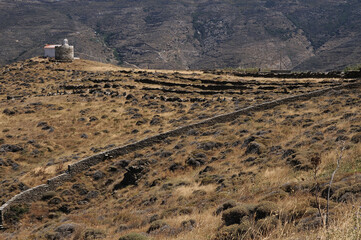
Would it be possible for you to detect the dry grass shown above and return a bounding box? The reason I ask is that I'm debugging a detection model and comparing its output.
[1,58,361,240]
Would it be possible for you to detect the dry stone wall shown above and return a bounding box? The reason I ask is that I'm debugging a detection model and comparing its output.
[207,70,361,79]
[1,81,361,229]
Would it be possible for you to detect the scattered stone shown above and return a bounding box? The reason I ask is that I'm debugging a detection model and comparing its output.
[256,130,272,136]
[147,220,170,234]
[174,143,184,149]
[93,171,105,181]
[36,121,54,132]
[86,191,99,200]
[8,159,19,170]
[84,229,106,239]
[81,133,88,139]
[244,157,256,163]
[116,224,129,233]
[160,151,172,158]
[187,129,199,136]
[55,223,77,238]
[0,144,23,153]
[336,135,349,142]
[3,108,16,115]
[37,121,48,128]
[351,133,361,144]
[197,141,223,151]
[115,160,130,168]
[150,116,161,126]
[199,166,214,175]
[126,94,135,100]
[89,116,98,122]
[58,204,71,214]
[149,214,160,223]
[242,136,256,148]
[131,129,139,134]
[72,184,88,195]
[186,156,206,168]
[181,219,196,230]
[282,149,296,159]
[136,120,147,126]
[232,140,241,147]
[245,142,262,155]
[18,182,29,191]
[169,163,184,171]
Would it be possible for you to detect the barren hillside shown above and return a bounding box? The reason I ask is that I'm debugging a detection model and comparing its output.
[1,58,361,239]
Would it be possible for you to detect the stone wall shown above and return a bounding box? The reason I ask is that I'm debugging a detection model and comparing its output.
[1,81,360,229]
[0,208,3,229]
[206,70,361,79]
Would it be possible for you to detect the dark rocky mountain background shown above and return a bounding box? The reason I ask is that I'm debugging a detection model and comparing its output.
[1,0,361,71]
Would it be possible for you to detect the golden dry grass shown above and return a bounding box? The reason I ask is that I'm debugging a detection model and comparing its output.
[1,58,361,240]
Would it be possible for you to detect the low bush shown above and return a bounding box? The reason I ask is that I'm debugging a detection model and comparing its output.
[222,206,249,226]
[147,220,168,233]
[255,201,278,220]
[4,204,29,224]
[214,220,253,240]
[118,233,148,240]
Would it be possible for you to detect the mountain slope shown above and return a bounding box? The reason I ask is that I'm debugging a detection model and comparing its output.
[1,58,361,239]
[1,0,361,71]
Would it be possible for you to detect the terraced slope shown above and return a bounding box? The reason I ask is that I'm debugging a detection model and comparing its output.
[1,58,361,239]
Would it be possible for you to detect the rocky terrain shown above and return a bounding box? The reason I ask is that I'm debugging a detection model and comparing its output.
[1,0,361,71]
[1,58,361,239]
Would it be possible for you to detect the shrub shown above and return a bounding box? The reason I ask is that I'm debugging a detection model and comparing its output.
[181,219,196,229]
[147,220,168,233]
[287,203,318,221]
[178,207,193,215]
[215,200,238,215]
[118,233,148,240]
[332,183,361,202]
[222,206,249,226]
[214,220,252,240]
[255,216,279,235]
[255,201,278,220]
[84,228,106,239]
[41,191,56,200]
[262,190,288,202]
[344,63,361,72]
[4,204,29,224]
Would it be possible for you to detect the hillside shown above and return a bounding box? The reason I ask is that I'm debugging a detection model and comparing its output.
[1,58,361,239]
[1,0,361,71]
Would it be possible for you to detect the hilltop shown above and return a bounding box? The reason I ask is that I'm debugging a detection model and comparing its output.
[1,58,361,239]
[1,0,361,71]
